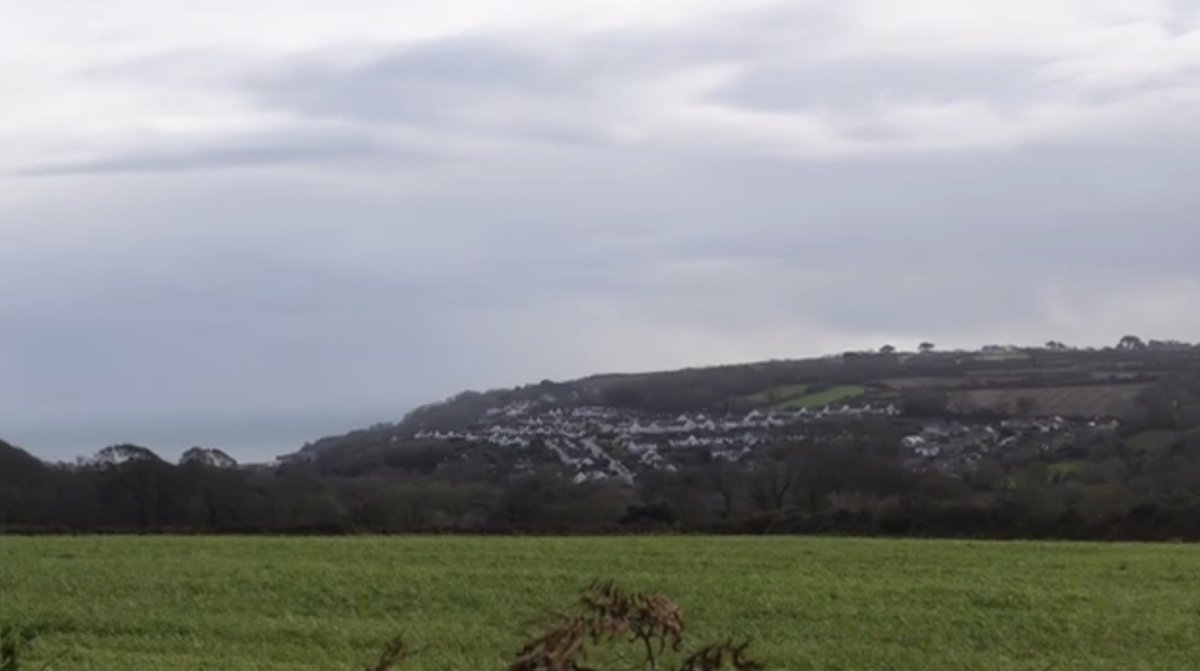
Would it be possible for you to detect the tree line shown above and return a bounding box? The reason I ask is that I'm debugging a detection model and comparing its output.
[5,414,1200,540]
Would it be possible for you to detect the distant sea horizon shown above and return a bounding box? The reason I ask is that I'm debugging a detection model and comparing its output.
[5,409,411,464]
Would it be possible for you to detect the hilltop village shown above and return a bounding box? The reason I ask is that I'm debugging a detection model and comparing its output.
[413,402,898,483]
[407,400,1118,483]
[4,342,1199,538]
[269,340,1195,491]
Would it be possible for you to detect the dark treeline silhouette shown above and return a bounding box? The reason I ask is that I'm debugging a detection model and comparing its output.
[5,410,1200,540]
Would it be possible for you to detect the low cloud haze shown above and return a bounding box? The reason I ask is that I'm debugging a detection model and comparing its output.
[3,1,1199,461]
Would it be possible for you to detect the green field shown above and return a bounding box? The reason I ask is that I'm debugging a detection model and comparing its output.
[2,536,1199,670]
[774,385,865,410]
[742,384,810,406]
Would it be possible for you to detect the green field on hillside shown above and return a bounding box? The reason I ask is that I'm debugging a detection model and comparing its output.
[774,385,865,410]
[2,536,1199,670]
[741,384,810,406]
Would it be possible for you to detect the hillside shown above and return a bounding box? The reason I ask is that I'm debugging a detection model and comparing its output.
[0,439,49,524]
[0,438,45,479]
[6,339,1200,538]
[401,343,1197,428]
[283,343,1200,475]
[255,341,1200,537]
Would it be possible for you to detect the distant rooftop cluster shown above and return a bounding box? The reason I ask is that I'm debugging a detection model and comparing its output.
[412,401,898,483]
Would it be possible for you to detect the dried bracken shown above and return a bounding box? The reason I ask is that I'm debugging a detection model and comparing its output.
[0,625,67,671]
[582,581,685,669]
[1,626,35,671]
[507,582,760,671]
[352,582,760,671]
[508,616,597,671]
[362,634,408,671]
[678,641,764,671]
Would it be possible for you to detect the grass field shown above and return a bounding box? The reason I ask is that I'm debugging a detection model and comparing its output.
[735,384,811,408]
[882,377,966,389]
[774,385,865,410]
[2,536,1200,670]
[947,384,1148,419]
[1126,430,1200,454]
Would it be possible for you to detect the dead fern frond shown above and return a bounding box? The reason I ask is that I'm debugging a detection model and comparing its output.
[362,634,408,671]
[677,641,764,671]
[581,581,685,669]
[510,581,689,671]
[365,581,762,671]
[1,625,38,671]
[509,616,596,671]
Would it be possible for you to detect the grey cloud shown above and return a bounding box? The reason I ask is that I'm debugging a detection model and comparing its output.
[17,132,393,176]
[1164,2,1199,36]
[258,38,565,125]
[35,1,1200,178]
[716,57,1041,113]
[239,2,1199,162]
[249,36,624,147]
[244,8,832,144]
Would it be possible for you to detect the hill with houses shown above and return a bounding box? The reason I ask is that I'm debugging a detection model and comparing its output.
[280,338,1200,484]
[6,336,1200,538]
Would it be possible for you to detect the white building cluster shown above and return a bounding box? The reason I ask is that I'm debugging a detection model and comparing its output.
[900,417,1119,474]
[413,402,901,482]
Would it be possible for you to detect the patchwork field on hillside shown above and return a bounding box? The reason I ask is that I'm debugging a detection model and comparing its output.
[883,377,967,389]
[740,384,810,405]
[2,536,1199,670]
[774,385,866,409]
[948,384,1149,418]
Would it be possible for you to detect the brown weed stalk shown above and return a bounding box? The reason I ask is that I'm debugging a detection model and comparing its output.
[678,641,763,671]
[362,634,408,671]
[508,581,761,671]
[354,582,762,671]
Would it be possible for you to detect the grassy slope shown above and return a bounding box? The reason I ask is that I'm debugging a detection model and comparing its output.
[740,384,810,406]
[947,384,1149,418]
[775,385,866,410]
[1,536,1198,670]
[1126,429,1200,453]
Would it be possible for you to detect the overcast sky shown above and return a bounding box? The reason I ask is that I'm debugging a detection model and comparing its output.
[3,0,1199,461]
